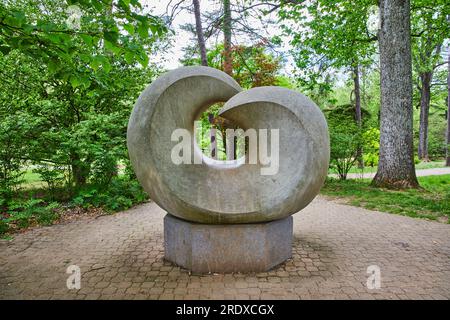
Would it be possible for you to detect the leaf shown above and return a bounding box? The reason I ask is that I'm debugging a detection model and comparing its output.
[124,51,134,64]
[0,46,11,55]
[118,0,131,10]
[123,23,135,35]
[137,22,148,38]
[104,40,122,55]
[70,75,82,88]
[103,31,119,44]
[79,53,90,63]
[90,56,102,71]
[45,33,61,44]
[69,73,90,89]
[136,50,149,68]
[48,58,60,73]
[91,0,104,11]
[102,59,111,73]
[80,34,93,47]
[4,11,26,28]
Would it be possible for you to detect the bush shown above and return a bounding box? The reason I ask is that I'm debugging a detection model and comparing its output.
[71,177,148,212]
[414,155,420,165]
[0,219,8,235]
[33,164,66,194]
[5,198,60,230]
[362,128,380,167]
[325,104,370,179]
[0,114,29,200]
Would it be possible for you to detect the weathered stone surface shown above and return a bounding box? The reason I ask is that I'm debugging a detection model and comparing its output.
[164,214,293,273]
[127,66,330,224]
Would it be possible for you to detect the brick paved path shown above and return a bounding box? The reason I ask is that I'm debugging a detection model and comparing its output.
[1,197,449,300]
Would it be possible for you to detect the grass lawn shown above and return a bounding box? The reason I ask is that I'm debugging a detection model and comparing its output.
[335,160,446,175]
[20,169,46,189]
[321,174,450,223]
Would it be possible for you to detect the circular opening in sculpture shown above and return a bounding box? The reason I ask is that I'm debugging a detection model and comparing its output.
[194,103,246,167]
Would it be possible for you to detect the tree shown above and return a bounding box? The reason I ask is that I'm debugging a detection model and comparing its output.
[222,0,232,75]
[0,49,159,189]
[411,1,450,160]
[447,43,450,166]
[325,104,371,179]
[193,0,208,66]
[0,0,167,77]
[278,0,377,166]
[279,0,377,100]
[372,0,419,188]
[0,0,166,190]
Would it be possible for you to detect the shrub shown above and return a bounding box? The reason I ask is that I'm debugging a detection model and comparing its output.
[414,155,420,165]
[0,115,28,200]
[5,199,60,229]
[325,104,370,179]
[0,219,8,235]
[71,177,148,212]
[33,164,66,194]
[362,128,380,167]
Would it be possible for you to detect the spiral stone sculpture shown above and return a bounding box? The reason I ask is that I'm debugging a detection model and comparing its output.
[127,66,330,273]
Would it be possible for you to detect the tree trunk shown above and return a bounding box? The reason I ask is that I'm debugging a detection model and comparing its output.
[223,0,233,75]
[446,45,450,167]
[193,0,208,66]
[208,113,217,159]
[71,154,89,188]
[353,64,362,126]
[418,71,432,161]
[353,64,363,168]
[371,0,419,188]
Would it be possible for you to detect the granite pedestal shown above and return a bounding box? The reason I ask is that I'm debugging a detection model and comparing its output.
[164,214,293,274]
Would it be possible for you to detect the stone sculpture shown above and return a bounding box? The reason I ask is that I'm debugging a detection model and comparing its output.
[127,66,329,273]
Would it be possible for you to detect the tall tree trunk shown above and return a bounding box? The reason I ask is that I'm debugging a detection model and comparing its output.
[353,64,363,168]
[223,0,232,75]
[372,0,419,188]
[418,71,432,161]
[193,0,208,66]
[446,45,450,167]
[353,64,362,126]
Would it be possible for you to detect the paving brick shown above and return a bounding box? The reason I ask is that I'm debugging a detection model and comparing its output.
[0,198,449,300]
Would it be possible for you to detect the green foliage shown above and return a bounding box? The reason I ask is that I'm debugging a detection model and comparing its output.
[3,198,60,231]
[0,218,8,235]
[71,177,148,212]
[279,0,377,94]
[33,164,66,193]
[182,43,282,89]
[411,0,449,76]
[415,102,448,160]
[326,104,370,179]
[0,48,159,191]
[0,2,161,235]
[414,155,421,165]
[362,128,380,167]
[0,113,30,199]
[0,0,167,77]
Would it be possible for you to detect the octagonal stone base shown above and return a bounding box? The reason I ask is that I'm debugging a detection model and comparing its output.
[164,214,293,274]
